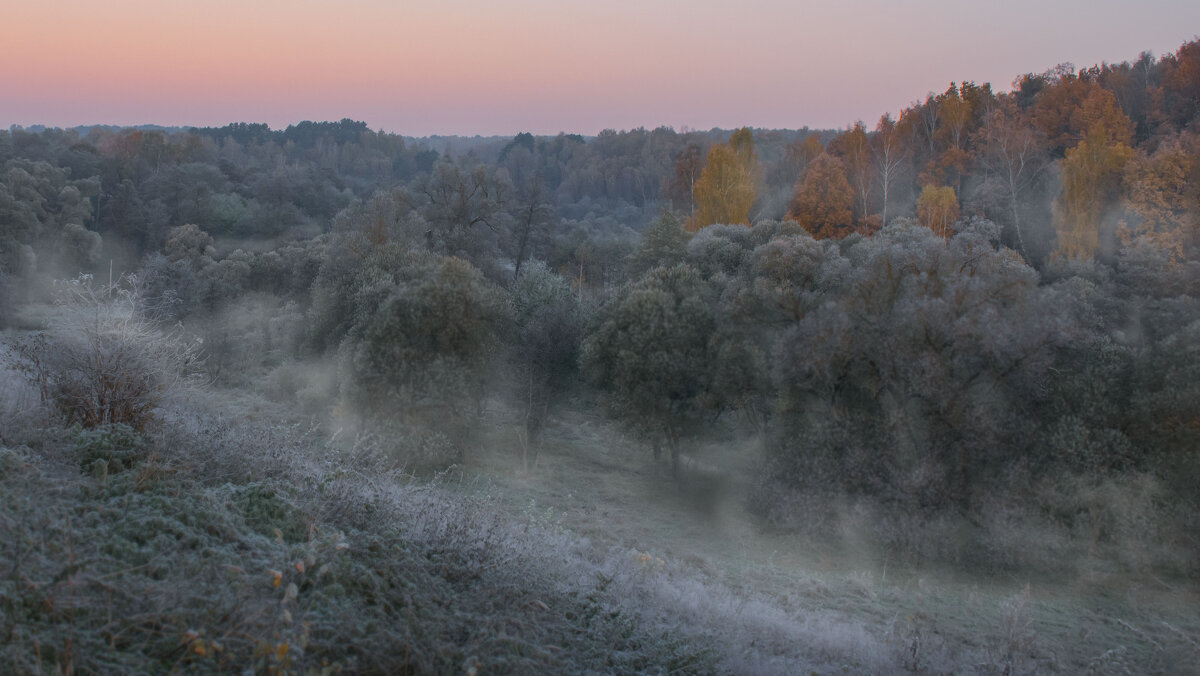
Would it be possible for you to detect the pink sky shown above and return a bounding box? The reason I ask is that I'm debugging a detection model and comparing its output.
[3,0,1198,136]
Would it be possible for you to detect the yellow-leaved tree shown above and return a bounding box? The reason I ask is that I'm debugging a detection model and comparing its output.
[1054,125,1134,259]
[917,185,959,239]
[689,128,759,230]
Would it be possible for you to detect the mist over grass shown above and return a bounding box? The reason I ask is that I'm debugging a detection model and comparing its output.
[0,300,982,674]
[3,289,1199,673]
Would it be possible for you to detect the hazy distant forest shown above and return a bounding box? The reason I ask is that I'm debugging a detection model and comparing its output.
[2,40,1200,674]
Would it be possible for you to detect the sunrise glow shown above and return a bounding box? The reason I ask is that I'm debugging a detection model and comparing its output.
[4,1,1199,134]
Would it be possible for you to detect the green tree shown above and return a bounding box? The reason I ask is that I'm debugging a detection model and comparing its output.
[765,219,1068,511]
[346,254,508,452]
[163,223,215,266]
[629,211,691,275]
[581,264,718,473]
[417,159,511,265]
[508,262,584,470]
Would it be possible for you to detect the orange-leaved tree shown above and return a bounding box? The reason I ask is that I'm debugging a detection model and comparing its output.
[829,121,872,222]
[772,134,824,189]
[1120,133,1199,258]
[786,153,855,239]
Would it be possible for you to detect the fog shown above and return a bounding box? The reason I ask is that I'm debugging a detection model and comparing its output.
[3,41,1200,673]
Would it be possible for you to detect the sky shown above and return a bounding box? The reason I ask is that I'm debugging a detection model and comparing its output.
[3,0,1198,137]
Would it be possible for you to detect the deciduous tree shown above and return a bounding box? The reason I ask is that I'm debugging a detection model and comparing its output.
[766,219,1067,510]
[977,100,1050,257]
[690,129,758,230]
[1054,127,1134,259]
[829,122,872,222]
[581,264,718,473]
[669,143,704,220]
[917,185,959,238]
[769,134,823,190]
[507,262,583,469]
[872,114,908,227]
[506,177,556,279]
[787,154,855,239]
[1120,133,1199,257]
[347,253,508,446]
[630,211,691,275]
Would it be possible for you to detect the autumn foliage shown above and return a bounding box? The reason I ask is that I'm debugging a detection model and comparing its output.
[786,154,855,239]
[917,185,959,239]
[689,127,759,231]
[1054,127,1134,259]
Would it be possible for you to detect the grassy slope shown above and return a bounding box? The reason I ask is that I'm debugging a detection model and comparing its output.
[0,359,718,673]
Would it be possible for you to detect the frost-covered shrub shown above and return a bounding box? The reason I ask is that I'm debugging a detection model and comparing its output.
[73,423,147,474]
[10,275,202,430]
[345,420,459,475]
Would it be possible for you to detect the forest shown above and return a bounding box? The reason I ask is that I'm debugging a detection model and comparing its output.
[1,39,1199,674]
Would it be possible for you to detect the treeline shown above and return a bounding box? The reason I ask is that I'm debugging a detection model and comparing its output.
[3,41,1199,287]
[2,39,1199,572]
[0,116,816,287]
[682,42,1200,269]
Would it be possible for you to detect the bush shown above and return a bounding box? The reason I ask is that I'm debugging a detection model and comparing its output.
[8,275,201,430]
[73,423,148,474]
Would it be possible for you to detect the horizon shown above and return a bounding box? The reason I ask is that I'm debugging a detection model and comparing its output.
[5,121,816,139]
[3,1,1199,136]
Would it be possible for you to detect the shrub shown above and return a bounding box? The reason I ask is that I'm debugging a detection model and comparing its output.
[73,422,148,474]
[8,275,202,430]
